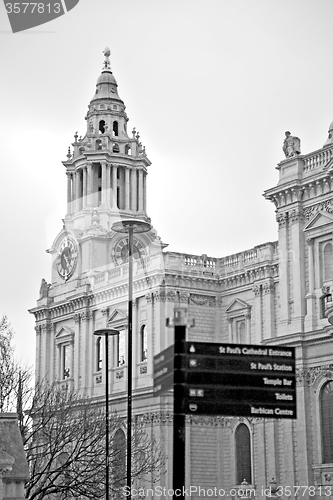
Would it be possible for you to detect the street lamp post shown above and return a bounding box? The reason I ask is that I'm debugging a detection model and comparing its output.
[94,328,119,500]
[111,219,151,492]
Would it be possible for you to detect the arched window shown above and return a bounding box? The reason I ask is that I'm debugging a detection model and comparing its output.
[113,121,118,137]
[113,429,126,489]
[140,325,147,362]
[320,381,333,463]
[323,243,333,282]
[96,336,102,372]
[99,120,105,134]
[235,423,252,484]
[113,143,120,153]
[125,144,131,155]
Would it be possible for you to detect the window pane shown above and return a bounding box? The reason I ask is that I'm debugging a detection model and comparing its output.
[324,243,333,281]
[62,345,70,379]
[96,337,103,372]
[237,321,246,344]
[141,325,147,361]
[118,331,125,366]
[321,381,333,463]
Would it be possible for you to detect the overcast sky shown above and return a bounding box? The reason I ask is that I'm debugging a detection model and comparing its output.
[1,0,332,365]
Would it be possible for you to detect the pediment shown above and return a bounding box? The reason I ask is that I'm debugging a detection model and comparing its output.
[55,326,75,338]
[107,309,127,326]
[303,210,333,232]
[55,326,74,345]
[226,298,251,313]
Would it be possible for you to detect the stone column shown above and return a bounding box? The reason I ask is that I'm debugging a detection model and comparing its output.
[143,171,147,212]
[80,310,92,393]
[66,172,72,215]
[146,293,154,377]
[101,161,107,206]
[106,163,111,207]
[227,318,233,342]
[305,237,316,330]
[245,311,251,343]
[39,323,52,382]
[112,164,118,208]
[75,170,81,212]
[73,313,80,389]
[138,168,144,211]
[125,167,130,210]
[262,279,275,339]
[82,166,87,209]
[132,298,138,389]
[131,168,137,211]
[277,212,290,329]
[86,162,92,207]
[252,284,262,343]
[35,325,42,382]
[290,208,306,332]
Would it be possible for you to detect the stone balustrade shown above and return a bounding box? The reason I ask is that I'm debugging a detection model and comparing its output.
[90,242,279,291]
[303,146,333,173]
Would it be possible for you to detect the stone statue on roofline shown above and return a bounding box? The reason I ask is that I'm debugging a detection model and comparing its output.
[283,131,301,158]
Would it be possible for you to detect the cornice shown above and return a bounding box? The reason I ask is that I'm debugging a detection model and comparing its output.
[265,176,333,209]
[219,264,279,291]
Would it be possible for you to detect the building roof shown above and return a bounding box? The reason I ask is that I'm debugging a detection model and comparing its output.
[0,413,30,482]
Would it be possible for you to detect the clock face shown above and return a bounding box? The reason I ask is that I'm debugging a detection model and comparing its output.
[56,237,78,280]
[114,237,147,265]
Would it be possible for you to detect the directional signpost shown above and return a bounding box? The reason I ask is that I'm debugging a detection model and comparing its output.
[183,341,296,419]
[153,333,297,500]
[154,340,296,419]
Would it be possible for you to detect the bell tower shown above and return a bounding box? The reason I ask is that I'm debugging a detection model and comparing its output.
[43,48,160,288]
[63,47,151,232]
[31,49,164,387]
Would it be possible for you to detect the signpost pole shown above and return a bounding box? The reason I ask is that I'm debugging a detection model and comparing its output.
[173,324,186,500]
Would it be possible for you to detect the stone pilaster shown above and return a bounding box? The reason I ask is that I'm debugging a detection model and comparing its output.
[252,284,262,343]
[131,168,137,211]
[125,166,130,210]
[138,168,144,212]
[262,279,275,339]
[82,166,87,208]
[146,292,154,376]
[86,162,92,207]
[289,207,306,332]
[73,312,81,388]
[276,212,290,329]
[101,160,107,206]
[79,310,92,392]
[304,237,316,330]
[112,163,118,208]
[66,172,72,215]
[75,170,81,212]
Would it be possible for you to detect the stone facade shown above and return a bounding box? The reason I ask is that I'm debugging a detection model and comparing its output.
[0,414,29,500]
[29,51,333,499]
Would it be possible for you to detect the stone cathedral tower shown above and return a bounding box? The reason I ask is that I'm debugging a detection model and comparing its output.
[30,49,333,499]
